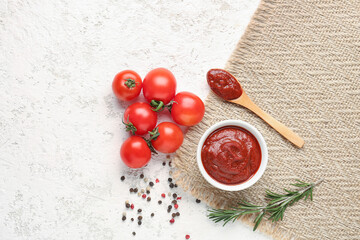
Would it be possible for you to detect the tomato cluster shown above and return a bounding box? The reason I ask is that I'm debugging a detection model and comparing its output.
[113,68,205,169]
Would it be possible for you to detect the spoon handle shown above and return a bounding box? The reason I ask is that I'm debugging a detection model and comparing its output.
[233,93,305,148]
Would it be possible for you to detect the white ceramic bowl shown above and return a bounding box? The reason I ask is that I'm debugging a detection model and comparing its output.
[196,120,268,191]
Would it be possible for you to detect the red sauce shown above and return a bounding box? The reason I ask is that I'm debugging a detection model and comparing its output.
[201,126,261,185]
[207,69,242,100]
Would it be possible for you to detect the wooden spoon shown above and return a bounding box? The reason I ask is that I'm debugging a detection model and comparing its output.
[207,69,304,148]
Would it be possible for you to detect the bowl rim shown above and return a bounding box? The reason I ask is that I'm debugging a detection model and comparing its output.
[196,119,268,191]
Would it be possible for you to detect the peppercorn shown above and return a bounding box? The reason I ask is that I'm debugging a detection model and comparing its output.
[126,203,130,208]
[149,181,154,187]
[138,221,142,225]
[146,190,150,194]
[168,178,172,182]
[122,212,126,216]
[151,213,154,217]
[168,205,172,210]
[132,232,136,236]
[137,192,141,197]
[141,189,145,193]
[176,212,180,216]
[147,197,151,202]
[138,216,142,220]
[172,213,176,218]
[130,204,134,209]
[174,204,179,209]
[138,209,142,213]
[174,184,178,188]
[196,199,201,203]
[168,192,171,197]
[170,218,175,224]
[173,193,177,199]
[158,200,162,204]
[131,218,134,221]
[167,208,171,213]
[142,194,146,199]
[121,176,125,181]
[130,188,134,193]
[161,193,166,198]
[134,188,138,193]
[140,174,144,179]
[172,200,177,205]
[122,216,126,221]
[162,162,166,166]
[166,155,170,159]
[169,161,172,167]
[185,235,190,239]
[169,183,174,188]
[144,178,148,183]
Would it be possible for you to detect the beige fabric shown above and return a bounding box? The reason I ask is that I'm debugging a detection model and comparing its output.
[172,0,360,239]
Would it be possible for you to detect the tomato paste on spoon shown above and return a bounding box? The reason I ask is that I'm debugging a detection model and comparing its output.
[207,69,242,100]
[206,68,305,148]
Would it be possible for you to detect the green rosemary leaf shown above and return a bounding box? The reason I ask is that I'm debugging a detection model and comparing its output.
[253,211,265,231]
[207,179,323,231]
[284,189,297,194]
[239,200,262,208]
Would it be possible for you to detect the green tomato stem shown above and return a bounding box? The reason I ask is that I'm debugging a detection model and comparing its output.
[150,100,165,112]
[124,78,136,88]
[143,128,159,154]
[122,115,137,135]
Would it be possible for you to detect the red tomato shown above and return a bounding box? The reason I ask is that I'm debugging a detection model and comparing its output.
[120,136,151,168]
[171,92,205,126]
[143,68,176,105]
[151,122,184,153]
[123,102,157,135]
[112,70,142,101]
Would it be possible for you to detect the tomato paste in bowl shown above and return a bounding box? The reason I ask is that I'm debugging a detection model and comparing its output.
[197,120,268,191]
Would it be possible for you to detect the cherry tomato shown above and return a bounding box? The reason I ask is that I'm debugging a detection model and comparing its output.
[123,102,157,135]
[151,122,184,153]
[171,92,205,126]
[112,70,142,101]
[120,136,151,168]
[143,68,176,105]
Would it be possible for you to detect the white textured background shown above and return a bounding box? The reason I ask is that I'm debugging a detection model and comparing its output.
[0,0,272,239]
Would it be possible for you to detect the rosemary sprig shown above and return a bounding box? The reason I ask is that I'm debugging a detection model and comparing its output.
[208,179,323,231]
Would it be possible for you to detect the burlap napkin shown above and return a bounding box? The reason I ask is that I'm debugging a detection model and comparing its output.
[172,0,360,239]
